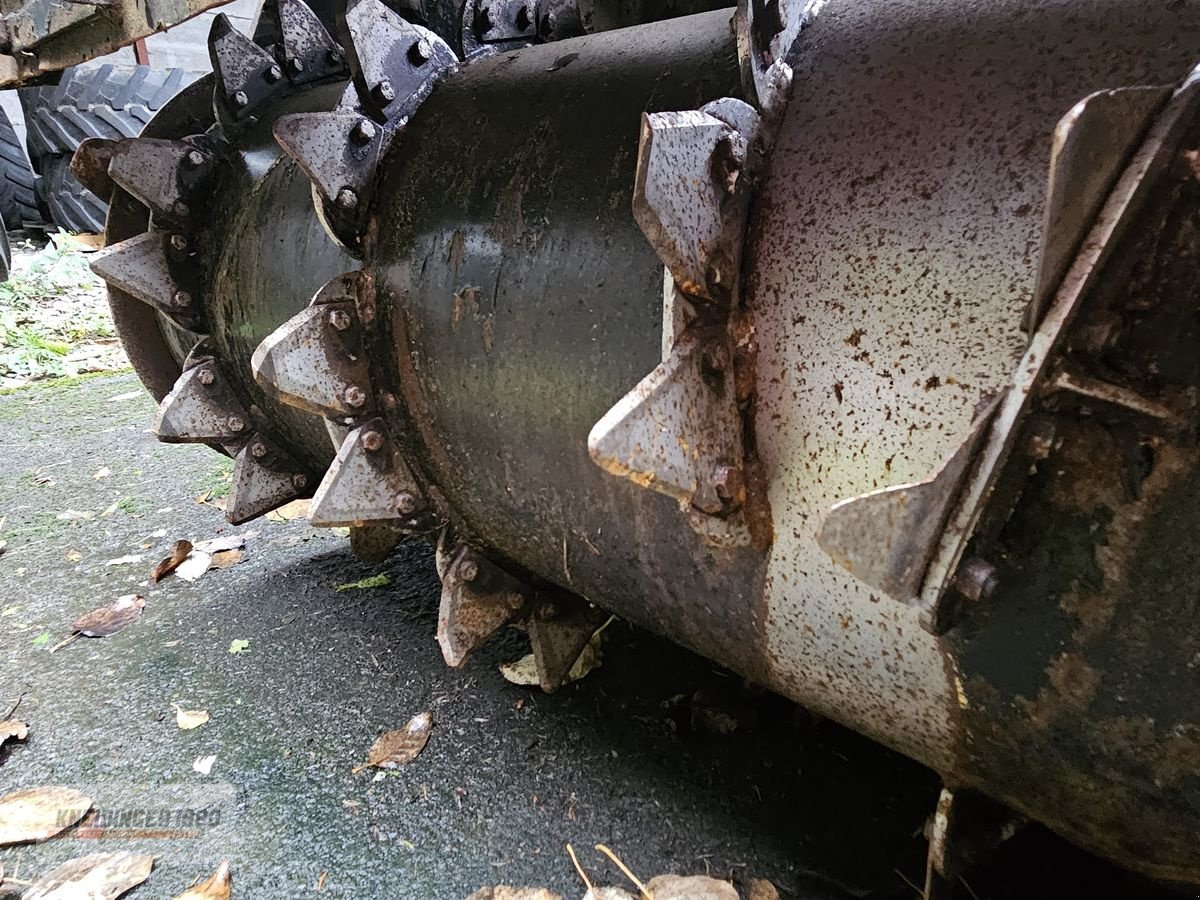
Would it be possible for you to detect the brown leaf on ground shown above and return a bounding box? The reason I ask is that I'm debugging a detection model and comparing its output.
[209,549,244,570]
[360,711,432,771]
[152,541,193,583]
[172,860,231,899]
[746,878,780,900]
[72,595,145,637]
[644,875,738,900]
[0,719,27,747]
[265,499,311,522]
[0,786,92,844]
[24,851,154,899]
[172,705,210,731]
[466,889,562,900]
[582,889,636,900]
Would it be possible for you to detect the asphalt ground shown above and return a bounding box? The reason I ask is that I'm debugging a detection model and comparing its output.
[0,374,1174,899]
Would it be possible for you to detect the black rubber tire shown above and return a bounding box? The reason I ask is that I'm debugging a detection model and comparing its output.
[0,211,11,283]
[21,64,199,233]
[0,106,40,229]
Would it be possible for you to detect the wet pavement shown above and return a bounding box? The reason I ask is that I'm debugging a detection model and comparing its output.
[0,374,1170,899]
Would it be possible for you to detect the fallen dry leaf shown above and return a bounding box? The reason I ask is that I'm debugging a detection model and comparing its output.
[104,555,143,567]
[467,889,563,900]
[746,878,780,900]
[0,719,28,747]
[644,875,738,900]
[72,595,145,638]
[172,860,230,900]
[174,552,213,582]
[0,786,92,844]
[173,705,210,731]
[583,890,636,900]
[93,466,112,480]
[209,549,244,570]
[359,711,432,772]
[193,534,254,554]
[65,549,82,562]
[56,509,94,521]
[152,540,193,583]
[175,534,254,582]
[24,851,154,900]
[265,499,311,522]
[500,631,603,687]
[192,755,216,776]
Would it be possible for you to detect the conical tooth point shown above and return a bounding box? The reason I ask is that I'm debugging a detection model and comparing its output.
[91,232,192,318]
[226,439,310,524]
[153,361,250,444]
[436,547,527,668]
[308,419,420,527]
[70,138,118,200]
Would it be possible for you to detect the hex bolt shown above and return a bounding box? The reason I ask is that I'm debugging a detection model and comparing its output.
[360,430,385,452]
[326,47,343,65]
[458,558,479,583]
[335,188,358,210]
[328,309,352,331]
[265,64,283,83]
[197,368,215,386]
[227,416,246,433]
[344,385,367,408]
[169,233,188,251]
[173,290,192,308]
[954,558,999,603]
[373,79,396,104]
[515,3,533,30]
[1025,418,1057,460]
[537,602,558,620]
[395,491,418,515]
[185,150,206,168]
[251,441,268,458]
[713,464,744,507]
[172,200,191,218]
[232,90,249,108]
[505,591,525,610]
[292,473,308,490]
[287,56,304,75]
[408,39,433,65]
[351,118,377,144]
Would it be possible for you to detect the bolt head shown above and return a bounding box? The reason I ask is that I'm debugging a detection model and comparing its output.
[197,367,215,386]
[172,290,192,308]
[409,38,433,64]
[374,80,396,104]
[335,188,358,210]
[458,559,479,582]
[287,56,304,75]
[360,430,385,452]
[344,385,367,408]
[351,118,377,144]
[172,200,191,218]
[232,90,249,108]
[955,557,999,603]
[227,416,245,433]
[292,473,308,490]
[395,491,418,514]
[251,441,268,458]
[185,150,206,168]
[328,309,352,331]
[169,233,188,251]
[265,64,283,82]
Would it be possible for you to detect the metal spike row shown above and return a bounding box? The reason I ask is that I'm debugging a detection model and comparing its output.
[527,594,607,692]
[227,437,312,525]
[337,0,457,124]
[437,545,530,667]
[153,352,253,443]
[209,13,289,120]
[89,232,201,325]
[275,0,348,85]
[588,327,743,517]
[309,419,425,527]
[106,137,217,227]
[252,271,375,418]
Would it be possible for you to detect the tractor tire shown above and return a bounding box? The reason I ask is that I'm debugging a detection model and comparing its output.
[0,105,40,229]
[21,64,200,233]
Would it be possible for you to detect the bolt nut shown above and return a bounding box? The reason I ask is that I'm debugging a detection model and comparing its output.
[172,200,191,218]
[335,188,358,210]
[536,601,557,620]
[351,118,377,144]
[1025,418,1057,460]
[173,290,192,308]
[344,385,368,408]
[292,473,308,490]
[265,64,283,82]
[408,39,433,65]
[955,557,999,603]
[712,464,744,506]
[196,367,215,386]
[395,491,418,515]
[458,558,479,583]
[287,56,304,75]
[232,90,249,108]
[185,150,206,168]
[360,430,385,452]
[251,441,268,458]
[227,416,245,433]
[326,47,343,64]
[328,309,352,331]
[169,233,189,251]
[373,79,396,104]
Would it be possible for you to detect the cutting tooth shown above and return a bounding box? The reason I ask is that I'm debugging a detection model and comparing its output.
[309,419,423,526]
[274,112,376,204]
[340,0,456,122]
[107,138,214,226]
[437,546,529,667]
[227,438,311,525]
[527,595,607,692]
[69,138,118,200]
[209,13,285,118]
[154,357,252,443]
[252,271,373,417]
[90,232,196,320]
[276,0,346,84]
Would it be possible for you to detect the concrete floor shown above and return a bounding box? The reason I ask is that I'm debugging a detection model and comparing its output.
[0,374,1169,898]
